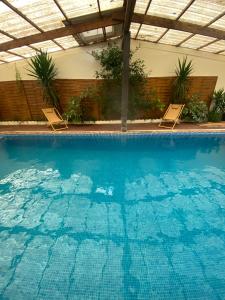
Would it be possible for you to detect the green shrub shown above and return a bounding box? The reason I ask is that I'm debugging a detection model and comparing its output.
[92,44,164,120]
[208,111,222,122]
[64,88,97,123]
[210,89,225,113]
[182,95,208,123]
[64,96,82,123]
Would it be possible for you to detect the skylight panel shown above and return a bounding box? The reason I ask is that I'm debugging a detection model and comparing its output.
[9,46,37,58]
[0,51,22,62]
[210,16,225,31]
[181,34,216,49]
[130,23,140,38]
[0,2,39,38]
[8,0,65,31]
[56,0,98,19]
[134,0,150,14]
[134,24,167,42]
[106,26,112,33]
[0,33,13,44]
[147,0,191,20]
[54,36,79,49]
[201,40,225,53]
[30,40,61,53]
[99,0,123,11]
[180,0,225,26]
[159,29,192,45]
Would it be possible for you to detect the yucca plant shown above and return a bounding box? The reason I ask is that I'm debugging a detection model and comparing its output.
[172,56,193,104]
[27,50,60,109]
[210,89,225,113]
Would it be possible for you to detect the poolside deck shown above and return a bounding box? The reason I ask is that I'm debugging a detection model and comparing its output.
[0,122,225,134]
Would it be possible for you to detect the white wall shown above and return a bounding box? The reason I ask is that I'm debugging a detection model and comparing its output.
[0,39,225,89]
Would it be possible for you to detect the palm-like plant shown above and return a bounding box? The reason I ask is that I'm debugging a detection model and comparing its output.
[27,50,60,108]
[172,56,193,104]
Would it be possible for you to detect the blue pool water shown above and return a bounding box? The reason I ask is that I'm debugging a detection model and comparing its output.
[1,133,225,300]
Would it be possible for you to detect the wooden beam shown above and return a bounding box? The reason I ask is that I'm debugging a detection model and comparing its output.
[123,0,136,33]
[0,11,123,52]
[132,13,225,40]
[97,0,107,41]
[121,32,130,132]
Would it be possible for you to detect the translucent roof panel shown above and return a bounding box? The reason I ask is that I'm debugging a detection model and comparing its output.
[0,51,22,62]
[30,40,61,53]
[0,2,39,38]
[54,36,79,49]
[159,29,192,45]
[201,40,225,53]
[0,33,13,44]
[99,0,123,12]
[181,34,217,49]
[131,23,167,42]
[134,0,150,14]
[8,0,65,31]
[57,0,98,19]
[130,23,140,38]
[180,0,225,26]
[146,0,191,19]
[8,46,37,58]
[210,16,225,31]
[81,28,104,43]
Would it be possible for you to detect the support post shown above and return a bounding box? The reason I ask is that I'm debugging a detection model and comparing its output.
[121,31,130,132]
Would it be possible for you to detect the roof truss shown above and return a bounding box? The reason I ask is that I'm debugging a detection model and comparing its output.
[1,0,225,62]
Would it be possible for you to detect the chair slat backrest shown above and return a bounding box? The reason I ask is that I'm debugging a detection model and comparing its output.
[163,104,184,120]
[42,108,62,123]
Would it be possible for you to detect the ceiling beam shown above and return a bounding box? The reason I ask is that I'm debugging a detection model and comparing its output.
[0,10,124,52]
[132,13,225,41]
[97,0,107,41]
[123,0,136,33]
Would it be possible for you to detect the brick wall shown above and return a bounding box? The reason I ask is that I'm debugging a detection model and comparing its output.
[0,76,217,121]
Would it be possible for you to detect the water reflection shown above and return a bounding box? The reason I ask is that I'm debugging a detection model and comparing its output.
[1,135,225,299]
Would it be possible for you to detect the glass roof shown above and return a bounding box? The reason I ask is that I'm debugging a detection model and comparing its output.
[180,0,225,26]
[159,29,192,45]
[0,0,225,64]
[181,34,216,50]
[147,0,191,20]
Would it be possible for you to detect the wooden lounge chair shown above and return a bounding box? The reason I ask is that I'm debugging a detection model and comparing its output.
[42,108,68,131]
[159,104,185,130]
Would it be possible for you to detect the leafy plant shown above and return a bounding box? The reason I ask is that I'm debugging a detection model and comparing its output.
[210,89,225,113]
[65,88,98,123]
[208,110,222,122]
[182,95,208,123]
[92,44,163,119]
[172,56,193,104]
[27,50,60,109]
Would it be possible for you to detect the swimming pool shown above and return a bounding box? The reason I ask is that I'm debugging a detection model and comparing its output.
[1,133,225,299]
